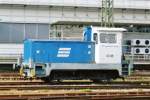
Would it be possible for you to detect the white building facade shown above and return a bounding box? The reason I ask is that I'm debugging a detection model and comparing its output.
[0,0,150,24]
[0,0,150,43]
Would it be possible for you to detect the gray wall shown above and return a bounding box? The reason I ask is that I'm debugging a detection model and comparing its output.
[0,23,49,43]
[123,32,150,41]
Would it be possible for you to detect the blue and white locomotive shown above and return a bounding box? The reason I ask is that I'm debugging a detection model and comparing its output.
[20,26,132,82]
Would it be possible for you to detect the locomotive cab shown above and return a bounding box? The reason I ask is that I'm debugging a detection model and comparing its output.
[84,26,131,77]
[91,27,124,64]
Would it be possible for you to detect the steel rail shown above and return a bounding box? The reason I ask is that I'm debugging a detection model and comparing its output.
[0,91,149,100]
[0,84,149,90]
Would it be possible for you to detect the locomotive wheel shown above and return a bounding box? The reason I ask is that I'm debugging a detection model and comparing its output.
[92,79,103,83]
[41,76,53,83]
[92,79,111,83]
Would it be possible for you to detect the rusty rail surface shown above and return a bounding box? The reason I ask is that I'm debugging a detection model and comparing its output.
[0,84,150,90]
[0,91,149,100]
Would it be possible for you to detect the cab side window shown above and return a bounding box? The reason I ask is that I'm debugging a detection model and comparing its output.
[93,33,98,44]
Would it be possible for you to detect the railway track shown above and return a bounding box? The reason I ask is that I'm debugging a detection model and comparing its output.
[0,71,150,81]
[0,83,149,90]
[0,76,149,86]
[0,72,149,87]
[0,72,149,99]
[0,89,149,100]
[132,70,150,76]
[0,79,149,86]
[0,80,149,99]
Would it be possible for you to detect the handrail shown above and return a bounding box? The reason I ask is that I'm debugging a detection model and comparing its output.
[49,37,83,40]
[125,54,150,61]
[0,53,23,57]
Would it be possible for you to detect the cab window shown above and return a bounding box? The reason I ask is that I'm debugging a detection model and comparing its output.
[93,33,98,44]
[100,33,116,43]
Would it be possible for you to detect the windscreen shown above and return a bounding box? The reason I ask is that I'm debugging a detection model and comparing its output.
[100,33,117,43]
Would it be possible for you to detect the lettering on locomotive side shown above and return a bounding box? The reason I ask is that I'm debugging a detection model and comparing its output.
[57,48,71,57]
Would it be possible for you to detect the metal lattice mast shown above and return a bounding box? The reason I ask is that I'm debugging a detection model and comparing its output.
[101,0,114,27]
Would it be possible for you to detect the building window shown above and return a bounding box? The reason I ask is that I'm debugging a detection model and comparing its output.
[0,23,49,43]
[122,9,126,18]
